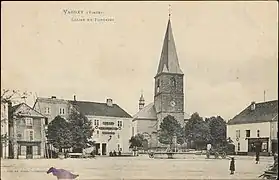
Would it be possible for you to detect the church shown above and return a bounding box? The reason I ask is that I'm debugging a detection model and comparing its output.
[132,15,190,148]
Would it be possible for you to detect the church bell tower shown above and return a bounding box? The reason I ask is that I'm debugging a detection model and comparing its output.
[154,12,184,130]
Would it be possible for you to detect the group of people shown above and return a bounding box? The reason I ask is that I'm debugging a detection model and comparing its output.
[109,150,121,156]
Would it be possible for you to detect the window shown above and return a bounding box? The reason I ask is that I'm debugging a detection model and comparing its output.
[170,77,176,88]
[257,130,260,137]
[26,130,34,141]
[237,143,240,151]
[246,130,250,138]
[262,142,268,152]
[157,79,160,87]
[117,144,120,151]
[117,121,123,128]
[30,131,34,141]
[96,130,99,137]
[59,108,65,115]
[236,130,240,138]
[94,120,99,126]
[25,118,33,126]
[117,134,120,139]
[45,107,50,114]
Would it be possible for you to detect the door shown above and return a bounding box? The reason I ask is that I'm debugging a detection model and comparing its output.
[102,143,106,155]
[26,146,33,159]
[95,143,100,155]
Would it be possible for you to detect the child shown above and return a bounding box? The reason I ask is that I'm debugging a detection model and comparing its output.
[230,157,235,175]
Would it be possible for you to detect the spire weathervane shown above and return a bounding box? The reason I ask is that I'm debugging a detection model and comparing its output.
[168,4,171,18]
[140,89,143,96]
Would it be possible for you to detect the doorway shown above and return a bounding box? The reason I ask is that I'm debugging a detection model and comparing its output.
[102,143,106,155]
[26,146,33,159]
[95,143,100,155]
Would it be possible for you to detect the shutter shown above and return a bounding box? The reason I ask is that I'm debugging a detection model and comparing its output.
[24,129,27,140]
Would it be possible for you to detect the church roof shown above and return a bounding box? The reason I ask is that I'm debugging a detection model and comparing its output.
[133,103,157,120]
[156,19,183,76]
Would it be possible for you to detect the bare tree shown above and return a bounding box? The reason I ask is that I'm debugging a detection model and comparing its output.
[1,89,32,158]
[1,89,32,103]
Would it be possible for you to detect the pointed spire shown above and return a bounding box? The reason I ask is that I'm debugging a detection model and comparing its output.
[139,90,145,111]
[139,90,144,101]
[156,9,183,76]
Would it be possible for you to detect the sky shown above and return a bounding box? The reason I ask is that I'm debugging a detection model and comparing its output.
[1,1,278,120]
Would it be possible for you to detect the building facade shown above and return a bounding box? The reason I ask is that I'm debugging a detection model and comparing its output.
[33,96,69,123]
[9,103,46,159]
[132,16,189,147]
[1,101,10,159]
[227,100,278,156]
[34,96,133,156]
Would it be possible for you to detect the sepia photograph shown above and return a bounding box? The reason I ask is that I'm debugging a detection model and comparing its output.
[1,1,278,180]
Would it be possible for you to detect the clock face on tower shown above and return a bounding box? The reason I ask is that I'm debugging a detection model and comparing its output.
[170,100,176,107]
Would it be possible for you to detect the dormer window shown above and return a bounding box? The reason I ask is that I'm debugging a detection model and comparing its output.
[250,102,256,111]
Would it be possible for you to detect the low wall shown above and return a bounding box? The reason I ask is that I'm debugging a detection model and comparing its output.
[153,152,202,159]
[18,155,43,159]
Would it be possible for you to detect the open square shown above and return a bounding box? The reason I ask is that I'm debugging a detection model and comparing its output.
[1,155,274,179]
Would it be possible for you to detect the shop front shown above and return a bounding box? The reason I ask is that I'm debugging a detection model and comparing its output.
[247,138,270,156]
[17,141,42,159]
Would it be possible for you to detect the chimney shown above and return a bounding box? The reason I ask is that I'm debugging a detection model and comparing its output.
[106,98,113,107]
[250,101,256,111]
[74,95,76,101]
[51,96,56,99]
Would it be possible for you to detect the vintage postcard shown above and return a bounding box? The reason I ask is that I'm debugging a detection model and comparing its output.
[1,1,278,180]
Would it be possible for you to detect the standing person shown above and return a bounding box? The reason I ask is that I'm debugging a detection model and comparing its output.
[206,143,212,159]
[255,139,261,164]
[229,157,235,175]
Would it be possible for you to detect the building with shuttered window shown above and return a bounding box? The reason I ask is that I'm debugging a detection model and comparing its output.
[227,100,278,156]
[34,96,132,156]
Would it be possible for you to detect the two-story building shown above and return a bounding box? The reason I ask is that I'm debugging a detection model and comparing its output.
[33,96,69,123]
[1,101,10,159]
[227,100,278,156]
[9,103,46,159]
[34,96,133,155]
